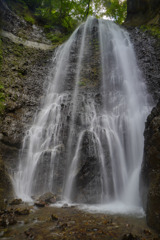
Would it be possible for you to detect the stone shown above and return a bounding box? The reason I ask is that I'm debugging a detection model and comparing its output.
[0,156,13,210]
[34,201,45,208]
[50,214,58,221]
[0,212,17,227]
[9,198,22,205]
[121,233,140,240]
[36,192,60,204]
[140,100,160,233]
[15,208,30,215]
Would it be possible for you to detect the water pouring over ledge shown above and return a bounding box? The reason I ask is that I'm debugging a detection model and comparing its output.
[13,16,152,214]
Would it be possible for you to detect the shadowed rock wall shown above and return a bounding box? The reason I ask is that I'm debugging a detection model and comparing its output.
[141,101,160,232]
[0,0,53,206]
[126,0,160,25]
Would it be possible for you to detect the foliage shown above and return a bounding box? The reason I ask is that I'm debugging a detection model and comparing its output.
[46,32,70,44]
[140,25,160,39]
[6,0,127,33]
[23,14,35,25]
[0,38,2,70]
[103,0,127,24]
[6,0,36,25]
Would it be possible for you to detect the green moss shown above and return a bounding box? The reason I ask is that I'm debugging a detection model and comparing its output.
[24,14,35,25]
[140,24,160,39]
[6,0,35,25]
[46,32,70,45]
[78,81,86,87]
[0,83,5,114]
[0,38,3,70]
[0,88,5,113]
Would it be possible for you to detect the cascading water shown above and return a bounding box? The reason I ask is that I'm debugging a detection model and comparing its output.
[14,17,152,212]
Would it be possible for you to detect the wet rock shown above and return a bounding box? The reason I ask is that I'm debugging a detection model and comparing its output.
[34,201,46,208]
[128,27,160,102]
[37,192,60,204]
[140,100,160,232]
[50,214,58,221]
[0,156,13,210]
[71,130,103,203]
[24,228,35,239]
[15,208,30,215]
[62,203,69,208]
[0,231,4,237]
[0,211,17,227]
[121,233,141,240]
[143,229,152,235]
[9,198,22,205]
[57,223,68,231]
[127,25,160,234]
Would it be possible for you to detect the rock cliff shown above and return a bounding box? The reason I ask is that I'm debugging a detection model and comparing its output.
[141,100,160,232]
[126,0,160,233]
[0,0,53,207]
[126,0,160,26]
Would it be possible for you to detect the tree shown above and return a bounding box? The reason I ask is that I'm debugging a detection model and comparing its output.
[6,0,127,32]
[103,0,127,24]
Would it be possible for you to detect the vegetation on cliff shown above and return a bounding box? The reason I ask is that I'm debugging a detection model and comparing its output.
[6,0,127,34]
[0,39,5,114]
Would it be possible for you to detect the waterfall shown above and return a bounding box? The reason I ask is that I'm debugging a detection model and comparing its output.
[14,17,152,211]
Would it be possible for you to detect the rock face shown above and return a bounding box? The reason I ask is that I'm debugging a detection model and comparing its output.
[140,100,160,232]
[125,0,160,231]
[72,130,102,203]
[0,0,53,206]
[128,18,160,233]
[126,0,160,25]
[127,27,160,102]
[128,27,160,233]
[0,155,13,209]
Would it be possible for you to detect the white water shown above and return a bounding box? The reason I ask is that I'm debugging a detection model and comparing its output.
[14,17,152,213]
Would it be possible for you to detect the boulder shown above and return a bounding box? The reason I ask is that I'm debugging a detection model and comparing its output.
[9,198,22,205]
[36,192,60,204]
[15,208,29,215]
[0,156,13,210]
[71,130,102,203]
[34,201,46,208]
[121,233,140,240]
[140,100,160,232]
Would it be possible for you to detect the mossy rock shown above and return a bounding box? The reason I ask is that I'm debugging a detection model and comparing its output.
[0,155,13,209]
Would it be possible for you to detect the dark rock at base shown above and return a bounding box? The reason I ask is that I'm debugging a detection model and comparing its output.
[15,208,29,215]
[62,203,69,208]
[121,233,141,240]
[71,130,103,203]
[0,156,13,210]
[140,100,160,233]
[9,198,22,205]
[0,211,17,227]
[34,201,46,208]
[50,214,58,221]
[36,192,60,204]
